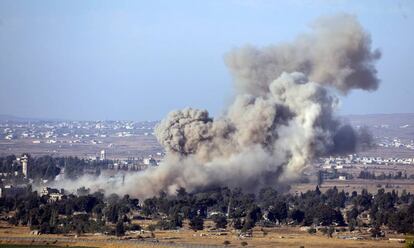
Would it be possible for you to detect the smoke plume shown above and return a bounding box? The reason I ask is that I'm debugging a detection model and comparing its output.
[225,14,381,96]
[125,14,380,197]
[59,14,380,198]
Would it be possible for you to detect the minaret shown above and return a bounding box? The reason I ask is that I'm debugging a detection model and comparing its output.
[100,150,106,161]
[21,155,28,178]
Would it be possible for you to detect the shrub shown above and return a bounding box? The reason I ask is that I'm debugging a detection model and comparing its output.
[147,224,156,231]
[189,216,204,231]
[212,215,227,229]
[115,221,125,236]
[307,227,316,234]
[129,223,142,231]
[156,219,179,230]
[405,240,414,248]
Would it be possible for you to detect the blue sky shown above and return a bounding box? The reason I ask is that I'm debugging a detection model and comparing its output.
[0,0,413,120]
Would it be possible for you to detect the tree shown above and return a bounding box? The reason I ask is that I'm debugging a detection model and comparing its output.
[327,226,335,238]
[104,204,119,224]
[115,220,125,237]
[346,207,359,223]
[311,204,344,226]
[307,227,316,234]
[129,224,142,231]
[348,219,357,232]
[370,224,383,238]
[388,206,414,233]
[72,214,89,235]
[405,241,414,248]
[233,218,243,230]
[267,201,288,223]
[142,198,157,217]
[76,187,90,196]
[176,187,188,201]
[290,209,305,224]
[244,205,262,230]
[212,215,227,229]
[189,216,204,231]
[147,224,156,232]
[156,215,182,230]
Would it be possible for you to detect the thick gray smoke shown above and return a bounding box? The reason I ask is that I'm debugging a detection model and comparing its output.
[125,14,381,197]
[225,14,381,96]
[66,14,380,198]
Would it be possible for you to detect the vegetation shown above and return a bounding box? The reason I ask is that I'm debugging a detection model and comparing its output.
[0,154,110,183]
[358,170,410,180]
[1,185,414,235]
[189,216,204,231]
[1,153,414,236]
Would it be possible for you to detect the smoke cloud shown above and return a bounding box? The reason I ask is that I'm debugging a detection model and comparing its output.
[225,14,381,96]
[130,14,380,197]
[56,14,380,198]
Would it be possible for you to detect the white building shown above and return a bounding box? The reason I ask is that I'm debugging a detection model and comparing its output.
[100,149,106,161]
[143,157,157,166]
[21,155,28,178]
[338,176,347,181]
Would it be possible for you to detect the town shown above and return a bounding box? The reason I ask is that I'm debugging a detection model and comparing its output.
[1,1,413,247]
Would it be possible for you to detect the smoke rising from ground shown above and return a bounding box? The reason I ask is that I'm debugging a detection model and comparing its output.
[56,14,380,198]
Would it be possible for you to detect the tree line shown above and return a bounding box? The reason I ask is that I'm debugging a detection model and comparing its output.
[358,170,414,180]
[0,154,111,183]
[1,185,413,236]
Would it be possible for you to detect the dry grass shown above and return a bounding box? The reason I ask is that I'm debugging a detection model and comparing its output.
[0,221,407,248]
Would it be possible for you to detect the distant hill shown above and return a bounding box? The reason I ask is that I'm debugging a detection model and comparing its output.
[2,113,414,127]
[0,114,157,123]
[343,113,414,127]
[0,114,42,122]
[0,114,67,122]
[342,113,414,142]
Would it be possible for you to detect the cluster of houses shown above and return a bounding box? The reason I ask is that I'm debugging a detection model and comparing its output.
[0,184,28,198]
[40,187,65,202]
[106,157,159,171]
[378,138,414,150]
[321,154,414,166]
[0,120,157,141]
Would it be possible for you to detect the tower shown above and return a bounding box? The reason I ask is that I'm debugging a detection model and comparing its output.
[100,149,106,161]
[21,155,28,178]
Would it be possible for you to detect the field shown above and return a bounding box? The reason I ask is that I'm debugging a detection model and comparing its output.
[0,245,96,248]
[0,135,162,160]
[0,221,409,248]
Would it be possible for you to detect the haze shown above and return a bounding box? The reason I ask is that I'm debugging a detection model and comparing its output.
[0,0,413,120]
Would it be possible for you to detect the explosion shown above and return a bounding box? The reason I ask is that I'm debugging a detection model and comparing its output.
[64,14,381,198]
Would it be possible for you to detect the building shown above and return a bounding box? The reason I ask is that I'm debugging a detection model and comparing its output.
[40,187,64,202]
[40,187,61,196]
[0,185,28,198]
[100,149,106,161]
[338,175,347,181]
[143,157,157,166]
[21,155,28,178]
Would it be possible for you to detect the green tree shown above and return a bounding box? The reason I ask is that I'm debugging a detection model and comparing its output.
[189,216,204,231]
[212,215,227,229]
[233,218,243,230]
[115,220,125,236]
